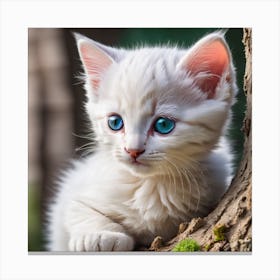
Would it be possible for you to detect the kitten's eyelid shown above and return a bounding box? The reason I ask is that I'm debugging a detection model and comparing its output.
[155,106,181,121]
[153,114,178,122]
[107,112,122,118]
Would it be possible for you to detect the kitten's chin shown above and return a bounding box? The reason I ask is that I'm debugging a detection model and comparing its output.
[120,160,157,177]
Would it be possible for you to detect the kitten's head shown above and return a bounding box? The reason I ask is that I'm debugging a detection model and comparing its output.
[75,32,237,177]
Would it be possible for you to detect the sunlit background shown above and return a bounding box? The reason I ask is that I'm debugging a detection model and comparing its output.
[28,28,245,251]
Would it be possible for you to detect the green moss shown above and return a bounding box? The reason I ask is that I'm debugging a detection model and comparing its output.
[213,225,226,242]
[172,238,200,252]
[204,243,211,251]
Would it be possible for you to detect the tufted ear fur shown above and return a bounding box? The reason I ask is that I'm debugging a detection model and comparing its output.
[75,34,115,91]
[177,33,231,99]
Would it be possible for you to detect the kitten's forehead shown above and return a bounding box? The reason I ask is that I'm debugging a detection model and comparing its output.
[100,47,206,118]
[113,50,171,90]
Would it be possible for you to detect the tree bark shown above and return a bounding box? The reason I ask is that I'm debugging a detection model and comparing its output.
[149,28,252,252]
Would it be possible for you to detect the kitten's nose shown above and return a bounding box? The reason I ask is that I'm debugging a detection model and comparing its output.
[124,148,145,159]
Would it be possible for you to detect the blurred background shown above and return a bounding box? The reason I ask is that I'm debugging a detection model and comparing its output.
[28,28,246,251]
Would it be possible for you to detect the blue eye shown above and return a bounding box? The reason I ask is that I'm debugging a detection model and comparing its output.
[108,115,124,131]
[154,117,175,134]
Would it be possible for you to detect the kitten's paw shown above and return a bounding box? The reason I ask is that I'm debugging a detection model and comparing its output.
[69,231,134,252]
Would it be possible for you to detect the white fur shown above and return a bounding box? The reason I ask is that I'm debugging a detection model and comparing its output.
[46,32,237,251]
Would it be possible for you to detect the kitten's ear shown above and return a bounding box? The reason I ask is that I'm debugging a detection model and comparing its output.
[75,34,115,91]
[177,32,231,98]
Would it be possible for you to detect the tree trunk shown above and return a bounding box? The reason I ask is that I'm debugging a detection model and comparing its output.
[149,28,252,252]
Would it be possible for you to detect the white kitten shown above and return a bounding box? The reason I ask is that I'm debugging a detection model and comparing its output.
[46,31,237,251]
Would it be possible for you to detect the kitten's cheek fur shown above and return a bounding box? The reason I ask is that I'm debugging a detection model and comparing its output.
[68,231,135,251]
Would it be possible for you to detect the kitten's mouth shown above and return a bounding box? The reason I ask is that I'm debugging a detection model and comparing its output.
[125,155,150,167]
[130,159,145,166]
[121,157,156,176]
[118,155,150,171]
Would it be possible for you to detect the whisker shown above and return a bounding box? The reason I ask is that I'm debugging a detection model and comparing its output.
[164,152,203,213]
[72,132,96,141]
[174,154,203,212]
[75,142,95,151]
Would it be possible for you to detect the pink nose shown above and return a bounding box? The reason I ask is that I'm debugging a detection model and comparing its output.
[124,148,145,159]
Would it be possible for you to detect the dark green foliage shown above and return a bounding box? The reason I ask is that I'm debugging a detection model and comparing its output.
[28,185,44,251]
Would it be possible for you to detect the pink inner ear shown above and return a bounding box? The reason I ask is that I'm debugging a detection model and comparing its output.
[80,42,113,90]
[186,40,230,98]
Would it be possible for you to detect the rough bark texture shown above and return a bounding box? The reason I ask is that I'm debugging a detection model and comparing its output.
[149,28,252,252]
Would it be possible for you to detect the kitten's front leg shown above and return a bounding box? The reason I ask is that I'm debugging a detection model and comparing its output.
[65,200,134,252]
